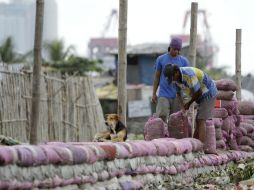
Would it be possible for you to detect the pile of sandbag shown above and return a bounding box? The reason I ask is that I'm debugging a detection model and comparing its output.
[237,101,254,151]
[144,110,191,141]
[0,138,254,189]
[214,79,254,152]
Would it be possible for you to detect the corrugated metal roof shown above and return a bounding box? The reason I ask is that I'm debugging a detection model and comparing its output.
[110,42,189,55]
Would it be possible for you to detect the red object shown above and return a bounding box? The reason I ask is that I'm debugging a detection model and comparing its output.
[214,99,221,108]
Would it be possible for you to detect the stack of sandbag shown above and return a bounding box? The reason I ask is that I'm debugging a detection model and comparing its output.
[1,138,254,189]
[214,79,254,152]
[237,101,254,151]
[204,120,217,154]
[144,114,169,141]
[214,79,241,151]
[168,111,192,139]
[213,117,227,150]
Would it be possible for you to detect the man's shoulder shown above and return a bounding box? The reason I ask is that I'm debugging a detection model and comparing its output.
[157,53,168,60]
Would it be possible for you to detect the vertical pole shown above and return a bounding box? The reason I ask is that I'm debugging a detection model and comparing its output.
[188,2,198,67]
[118,0,128,125]
[188,2,198,133]
[30,0,44,144]
[235,29,242,101]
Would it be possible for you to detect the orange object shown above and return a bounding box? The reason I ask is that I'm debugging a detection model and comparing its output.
[214,99,221,108]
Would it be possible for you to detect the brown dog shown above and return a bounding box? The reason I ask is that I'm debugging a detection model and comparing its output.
[94,114,127,142]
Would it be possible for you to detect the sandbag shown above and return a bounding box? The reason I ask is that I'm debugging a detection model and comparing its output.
[127,141,157,157]
[213,118,223,127]
[232,127,245,138]
[229,134,238,150]
[241,118,254,126]
[233,114,241,127]
[239,127,248,136]
[238,145,253,152]
[237,136,253,146]
[215,79,238,91]
[217,90,235,100]
[212,108,228,118]
[168,111,192,139]
[221,100,239,116]
[0,146,17,165]
[184,138,203,152]
[216,139,226,150]
[170,139,193,154]
[222,116,235,133]
[240,122,254,133]
[151,138,176,156]
[222,130,229,141]
[240,115,254,120]
[215,127,223,140]
[204,120,217,154]
[238,101,254,115]
[144,115,169,141]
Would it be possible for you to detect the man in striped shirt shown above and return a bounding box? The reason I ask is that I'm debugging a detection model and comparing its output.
[164,64,218,149]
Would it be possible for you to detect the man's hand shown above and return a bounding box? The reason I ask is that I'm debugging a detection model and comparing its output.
[151,94,157,104]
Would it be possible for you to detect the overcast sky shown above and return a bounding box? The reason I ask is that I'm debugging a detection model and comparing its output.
[54,0,254,75]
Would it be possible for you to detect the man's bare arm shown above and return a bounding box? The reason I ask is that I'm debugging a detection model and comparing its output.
[152,71,160,103]
[184,89,202,110]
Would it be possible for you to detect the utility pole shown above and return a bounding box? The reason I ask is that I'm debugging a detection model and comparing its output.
[117,0,128,125]
[30,0,44,144]
[235,29,242,101]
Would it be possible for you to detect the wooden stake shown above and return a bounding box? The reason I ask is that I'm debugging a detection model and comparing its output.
[30,0,44,144]
[189,2,198,133]
[118,0,128,125]
[235,29,242,101]
[188,2,198,67]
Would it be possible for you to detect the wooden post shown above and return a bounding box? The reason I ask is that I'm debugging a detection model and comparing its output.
[30,0,44,144]
[235,29,242,101]
[118,0,128,125]
[188,2,198,133]
[188,2,198,67]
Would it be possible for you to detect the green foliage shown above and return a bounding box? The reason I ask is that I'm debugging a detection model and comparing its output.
[43,39,102,75]
[43,39,74,63]
[227,162,254,183]
[50,55,102,75]
[0,37,27,64]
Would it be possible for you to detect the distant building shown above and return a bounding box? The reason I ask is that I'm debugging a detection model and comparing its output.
[0,0,58,54]
[88,37,118,71]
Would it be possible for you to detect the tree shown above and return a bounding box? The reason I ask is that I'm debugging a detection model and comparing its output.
[43,39,74,64]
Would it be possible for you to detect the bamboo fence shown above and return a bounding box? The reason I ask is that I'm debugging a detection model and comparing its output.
[0,65,106,143]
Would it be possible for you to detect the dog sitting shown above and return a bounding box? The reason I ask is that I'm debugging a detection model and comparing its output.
[94,114,127,142]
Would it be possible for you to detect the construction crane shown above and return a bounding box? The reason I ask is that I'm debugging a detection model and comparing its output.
[88,9,118,71]
[172,9,218,67]
[101,9,118,38]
